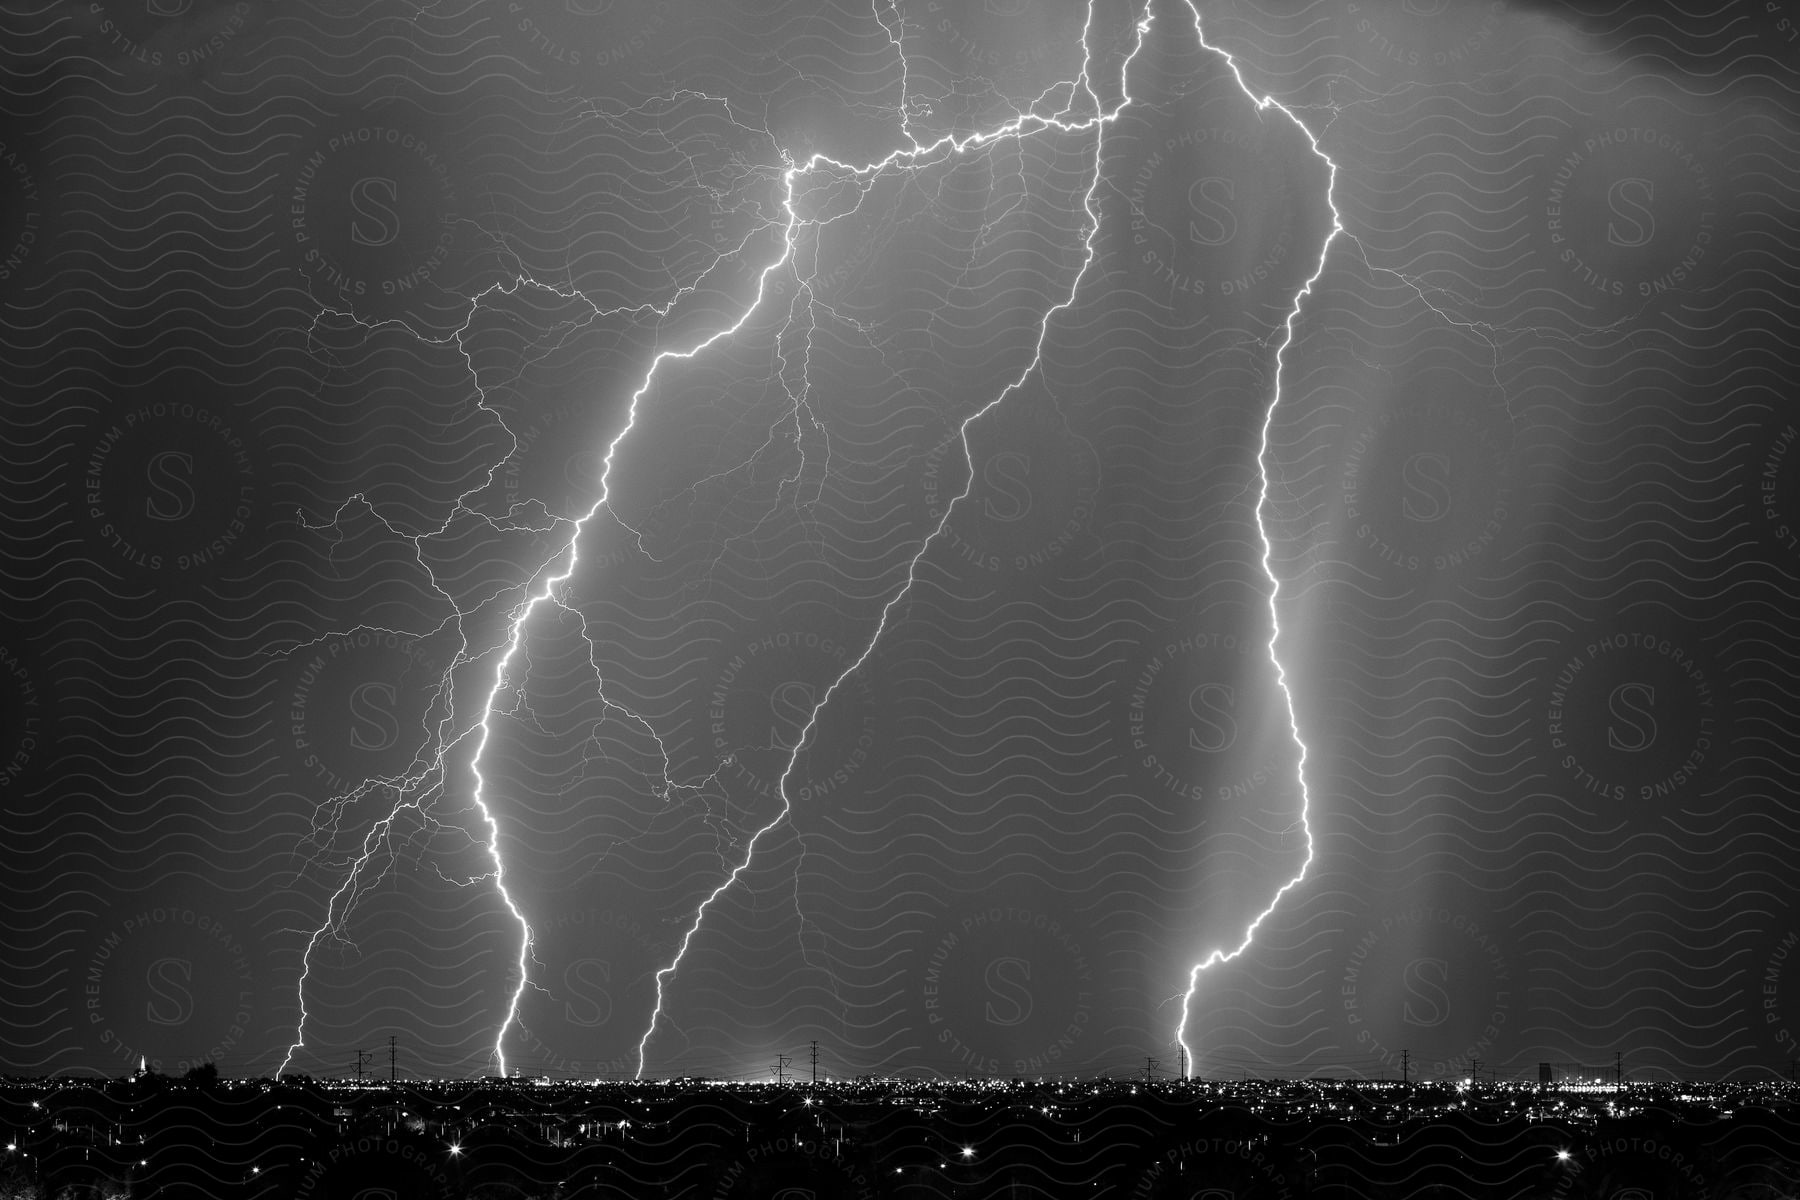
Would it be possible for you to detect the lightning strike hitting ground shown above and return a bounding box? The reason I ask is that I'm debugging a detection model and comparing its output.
[1170,0,1571,1077]
[633,1,1148,1079]
[278,231,785,1077]
[281,0,1501,1084]
[632,0,1344,1083]
[1170,0,1339,1079]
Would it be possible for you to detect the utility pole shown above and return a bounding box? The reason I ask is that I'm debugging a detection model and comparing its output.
[1144,1057,1158,1084]
[1470,1058,1479,1089]
[1400,1050,1409,1086]
[1615,1051,1622,1090]
[389,1035,397,1082]
[1177,1046,1186,1080]
[810,1041,818,1086]
[772,1054,791,1085]
[354,1049,371,1082]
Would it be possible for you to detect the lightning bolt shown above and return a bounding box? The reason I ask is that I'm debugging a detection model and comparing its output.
[630,0,1345,1083]
[280,0,1492,1085]
[1163,2,1477,1080]
[278,188,787,1078]
[633,1,1150,1079]
[1161,0,1332,1081]
[1169,5,1593,1077]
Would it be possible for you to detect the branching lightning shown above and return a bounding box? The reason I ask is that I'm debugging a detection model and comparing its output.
[632,0,1149,1080]
[277,239,783,1077]
[279,0,1498,1085]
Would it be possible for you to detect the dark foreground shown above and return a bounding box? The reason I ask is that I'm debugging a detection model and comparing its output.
[3,1074,1797,1198]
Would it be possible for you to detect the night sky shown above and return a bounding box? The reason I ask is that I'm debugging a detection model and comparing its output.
[2,0,1798,1084]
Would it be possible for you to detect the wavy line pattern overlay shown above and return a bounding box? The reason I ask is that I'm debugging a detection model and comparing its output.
[2,0,1798,1102]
